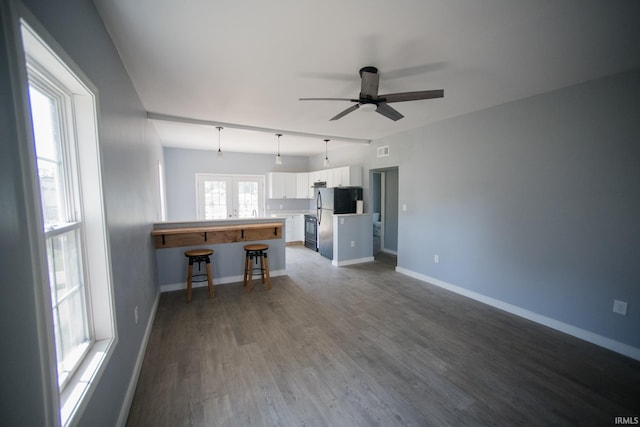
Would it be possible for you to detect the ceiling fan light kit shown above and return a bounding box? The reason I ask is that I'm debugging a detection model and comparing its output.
[299,66,444,121]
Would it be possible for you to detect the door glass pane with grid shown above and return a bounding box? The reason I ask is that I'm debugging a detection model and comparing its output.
[197,174,264,219]
[202,177,232,219]
[236,178,262,218]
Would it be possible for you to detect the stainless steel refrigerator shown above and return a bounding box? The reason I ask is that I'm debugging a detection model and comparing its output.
[316,187,363,260]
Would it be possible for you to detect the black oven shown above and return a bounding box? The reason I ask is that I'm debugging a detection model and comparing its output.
[304,214,318,251]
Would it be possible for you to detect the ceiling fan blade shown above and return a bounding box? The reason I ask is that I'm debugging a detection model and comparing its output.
[379,89,444,103]
[360,70,379,99]
[330,104,360,121]
[376,102,404,121]
[299,97,358,102]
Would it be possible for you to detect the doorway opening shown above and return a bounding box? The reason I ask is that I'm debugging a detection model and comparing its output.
[371,167,399,266]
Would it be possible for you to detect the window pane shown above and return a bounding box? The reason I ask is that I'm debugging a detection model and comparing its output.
[204,180,228,219]
[237,181,258,218]
[48,229,89,384]
[29,85,67,228]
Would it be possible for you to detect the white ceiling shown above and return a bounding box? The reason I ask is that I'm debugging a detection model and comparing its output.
[93,0,640,157]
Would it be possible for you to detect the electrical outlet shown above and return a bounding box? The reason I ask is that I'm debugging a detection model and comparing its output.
[613,300,628,316]
[340,218,345,225]
[402,204,407,212]
[434,254,439,263]
[134,306,139,324]
[351,240,355,247]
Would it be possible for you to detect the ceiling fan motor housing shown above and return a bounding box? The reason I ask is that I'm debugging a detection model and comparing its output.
[359,66,378,77]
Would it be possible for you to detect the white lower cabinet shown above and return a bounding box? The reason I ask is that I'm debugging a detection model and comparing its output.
[282,214,305,243]
[293,214,304,242]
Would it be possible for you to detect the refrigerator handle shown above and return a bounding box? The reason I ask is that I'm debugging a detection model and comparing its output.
[316,191,322,225]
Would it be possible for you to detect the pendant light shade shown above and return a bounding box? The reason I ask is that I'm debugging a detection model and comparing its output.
[216,126,223,159]
[275,133,283,165]
[323,139,330,167]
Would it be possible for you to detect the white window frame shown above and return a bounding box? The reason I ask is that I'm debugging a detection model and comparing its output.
[22,19,117,427]
[195,173,265,220]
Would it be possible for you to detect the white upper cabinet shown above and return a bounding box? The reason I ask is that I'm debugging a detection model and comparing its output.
[269,166,361,199]
[325,166,362,187]
[268,172,297,198]
[296,172,310,199]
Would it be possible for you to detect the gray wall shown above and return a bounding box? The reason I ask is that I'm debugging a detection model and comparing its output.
[164,147,311,221]
[1,0,163,425]
[333,214,373,265]
[316,68,640,352]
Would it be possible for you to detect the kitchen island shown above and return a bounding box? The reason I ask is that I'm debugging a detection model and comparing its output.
[152,218,286,293]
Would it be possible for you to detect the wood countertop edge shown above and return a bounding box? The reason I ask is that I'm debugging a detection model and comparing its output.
[151,222,283,236]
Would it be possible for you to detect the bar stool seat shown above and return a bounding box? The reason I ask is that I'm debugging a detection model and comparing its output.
[184,248,215,302]
[243,244,271,292]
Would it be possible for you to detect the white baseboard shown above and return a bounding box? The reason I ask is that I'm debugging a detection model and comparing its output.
[159,269,287,293]
[396,266,640,361]
[116,289,161,427]
[332,256,375,267]
[382,248,398,255]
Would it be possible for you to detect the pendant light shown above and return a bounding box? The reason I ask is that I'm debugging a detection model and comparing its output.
[275,133,283,164]
[216,126,223,159]
[323,139,330,167]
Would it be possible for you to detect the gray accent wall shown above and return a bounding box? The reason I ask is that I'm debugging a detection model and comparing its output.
[395,68,640,349]
[316,68,640,353]
[1,0,163,425]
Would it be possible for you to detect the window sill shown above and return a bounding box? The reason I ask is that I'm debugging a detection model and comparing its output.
[60,338,114,426]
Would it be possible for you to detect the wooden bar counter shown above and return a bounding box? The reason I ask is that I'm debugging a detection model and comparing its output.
[151,221,283,249]
[152,218,286,292]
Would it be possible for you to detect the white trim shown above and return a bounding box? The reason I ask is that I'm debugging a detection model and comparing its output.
[395,267,640,361]
[382,248,398,256]
[159,269,287,293]
[116,291,160,427]
[332,256,375,267]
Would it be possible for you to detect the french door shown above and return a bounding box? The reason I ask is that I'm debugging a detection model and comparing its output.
[196,174,265,219]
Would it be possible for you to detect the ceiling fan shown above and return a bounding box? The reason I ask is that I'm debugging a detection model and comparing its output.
[299,66,444,121]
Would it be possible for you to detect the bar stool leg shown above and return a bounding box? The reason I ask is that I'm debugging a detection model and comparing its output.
[243,253,249,288]
[205,259,214,298]
[263,252,271,290]
[186,261,194,302]
[247,253,254,293]
[259,252,266,284]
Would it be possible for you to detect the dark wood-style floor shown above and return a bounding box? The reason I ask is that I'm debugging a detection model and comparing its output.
[127,246,640,426]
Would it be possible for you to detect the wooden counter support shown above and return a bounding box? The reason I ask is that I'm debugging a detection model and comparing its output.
[151,222,283,249]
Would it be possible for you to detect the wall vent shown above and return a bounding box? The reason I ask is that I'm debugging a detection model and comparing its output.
[377,145,390,157]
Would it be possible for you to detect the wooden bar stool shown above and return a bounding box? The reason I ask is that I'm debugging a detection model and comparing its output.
[243,244,271,293]
[184,249,215,302]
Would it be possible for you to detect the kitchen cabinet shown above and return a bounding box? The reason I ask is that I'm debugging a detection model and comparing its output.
[293,214,304,242]
[309,170,327,186]
[269,166,362,199]
[322,166,362,187]
[296,172,310,199]
[280,214,305,243]
[268,172,297,198]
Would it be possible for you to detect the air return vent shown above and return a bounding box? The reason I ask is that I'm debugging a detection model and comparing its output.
[377,145,390,157]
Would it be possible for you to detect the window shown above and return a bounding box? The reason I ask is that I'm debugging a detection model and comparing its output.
[158,160,167,221]
[30,81,91,388]
[22,20,116,426]
[196,174,265,219]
